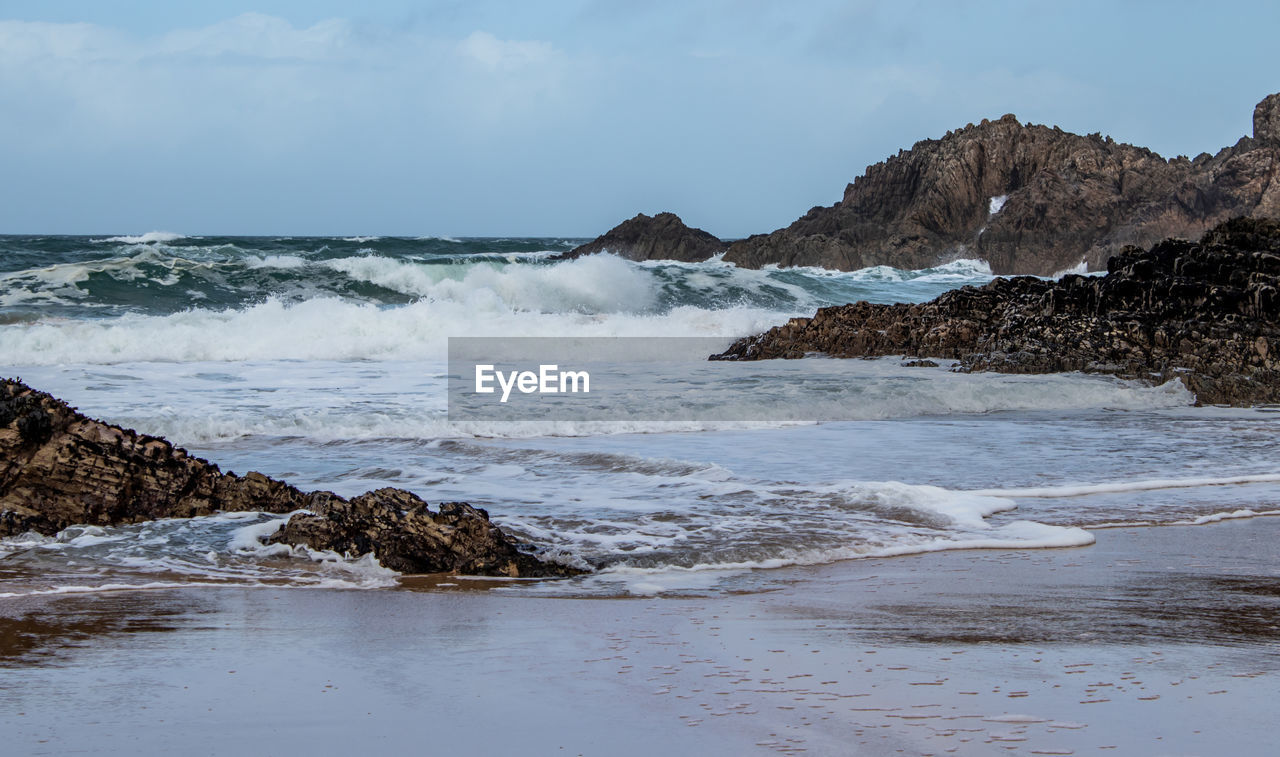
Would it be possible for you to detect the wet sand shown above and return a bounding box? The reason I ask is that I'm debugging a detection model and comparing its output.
[2,518,1278,756]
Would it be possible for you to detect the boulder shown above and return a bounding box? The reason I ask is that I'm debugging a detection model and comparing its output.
[269,489,562,576]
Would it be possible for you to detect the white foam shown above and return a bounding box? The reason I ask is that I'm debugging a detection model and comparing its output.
[517,477,1097,595]
[865,522,1094,556]
[915,258,994,280]
[1175,509,1280,525]
[8,357,1196,448]
[969,473,1280,499]
[0,245,1005,366]
[0,296,788,365]
[0,581,205,598]
[94,231,187,244]
[1092,509,1280,529]
[225,514,398,583]
[988,195,1008,215]
[0,531,55,558]
[0,510,403,593]
[826,480,1016,528]
[1051,259,1092,278]
[244,253,310,269]
[578,520,1094,596]
[0,564,398,597]
[58,525,128,548]
[323,252,661,313]
[227,514,294,551]
[0,248,231,310]
[759,257,993,283]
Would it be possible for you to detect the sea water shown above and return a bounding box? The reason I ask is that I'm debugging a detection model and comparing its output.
[2,233,1278,596]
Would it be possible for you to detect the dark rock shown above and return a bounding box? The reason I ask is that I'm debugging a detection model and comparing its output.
[900,359,940,368]
[268,490,567,577]
[555,212,724,262]
[0,380,581,577]
[1255,92,1280,147]
[711,217,1280,406]
[720,93,1280,275]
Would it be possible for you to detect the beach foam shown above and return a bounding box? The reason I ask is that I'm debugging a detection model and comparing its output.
[969,473,1280,499]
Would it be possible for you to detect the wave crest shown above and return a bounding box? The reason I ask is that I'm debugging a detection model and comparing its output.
[93,231,187,245]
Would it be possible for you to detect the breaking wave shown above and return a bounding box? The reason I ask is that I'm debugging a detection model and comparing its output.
[0,237,998,364]
[92,231,188,245]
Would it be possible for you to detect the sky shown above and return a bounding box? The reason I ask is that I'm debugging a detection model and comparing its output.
[1,0,1277,237]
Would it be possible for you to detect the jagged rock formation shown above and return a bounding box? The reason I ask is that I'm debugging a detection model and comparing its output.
[0,380,580,577]
[574,94,1279,275]
[723,94,1280,275]
[555,212,725,262]
[711,217,1280,406]
[1255,92,1280,147]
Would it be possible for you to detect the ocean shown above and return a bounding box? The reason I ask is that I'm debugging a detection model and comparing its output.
[3,233,1279,598]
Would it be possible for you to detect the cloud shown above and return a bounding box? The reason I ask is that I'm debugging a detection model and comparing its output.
[0,11,1075,234]
[0,15,569,151]
[0,19,119,63]
[458,30,557,70]
[155,13,355,61]
[1,4,1271,235]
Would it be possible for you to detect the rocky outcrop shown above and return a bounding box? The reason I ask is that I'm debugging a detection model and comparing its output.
[711,217,1280,406]
[0,380,580,577]
[269,489,556,576]
[572,94,1279,275]
[555,212,724,262]
[722,94,1280,276]
[1256,93,1280,147]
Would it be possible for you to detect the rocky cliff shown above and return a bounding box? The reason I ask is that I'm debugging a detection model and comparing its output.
[0,380,580,577]
[711,217,1280,406]
[573,94,1280,275]
[554,212,725,262]
[724,94,1279,275]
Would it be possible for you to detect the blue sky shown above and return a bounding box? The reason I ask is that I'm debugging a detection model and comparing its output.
[1,0,1276,236]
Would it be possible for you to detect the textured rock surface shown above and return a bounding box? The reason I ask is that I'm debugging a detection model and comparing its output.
[269,489,561,576]
[723,94,1280,276]
[712,217,1280,406]
[1256,93,1280,147]
[0,381,579,576]
[555,212,724,262]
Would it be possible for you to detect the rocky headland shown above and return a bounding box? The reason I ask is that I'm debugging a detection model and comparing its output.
[553,211,725,262]
[0,379,581,577]
[573,93,1280,275]
[711,217,1280,406]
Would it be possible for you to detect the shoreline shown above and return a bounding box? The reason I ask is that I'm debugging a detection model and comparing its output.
[3,517,1278,755]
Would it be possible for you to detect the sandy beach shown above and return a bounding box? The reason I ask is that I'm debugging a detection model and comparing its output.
[2,517,1277,756]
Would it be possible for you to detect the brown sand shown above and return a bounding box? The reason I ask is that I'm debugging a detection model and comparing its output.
[1,517,1278,756]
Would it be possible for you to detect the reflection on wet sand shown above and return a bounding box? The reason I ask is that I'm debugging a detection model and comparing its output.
[0,520,1277,756]
[0,589,208,665]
